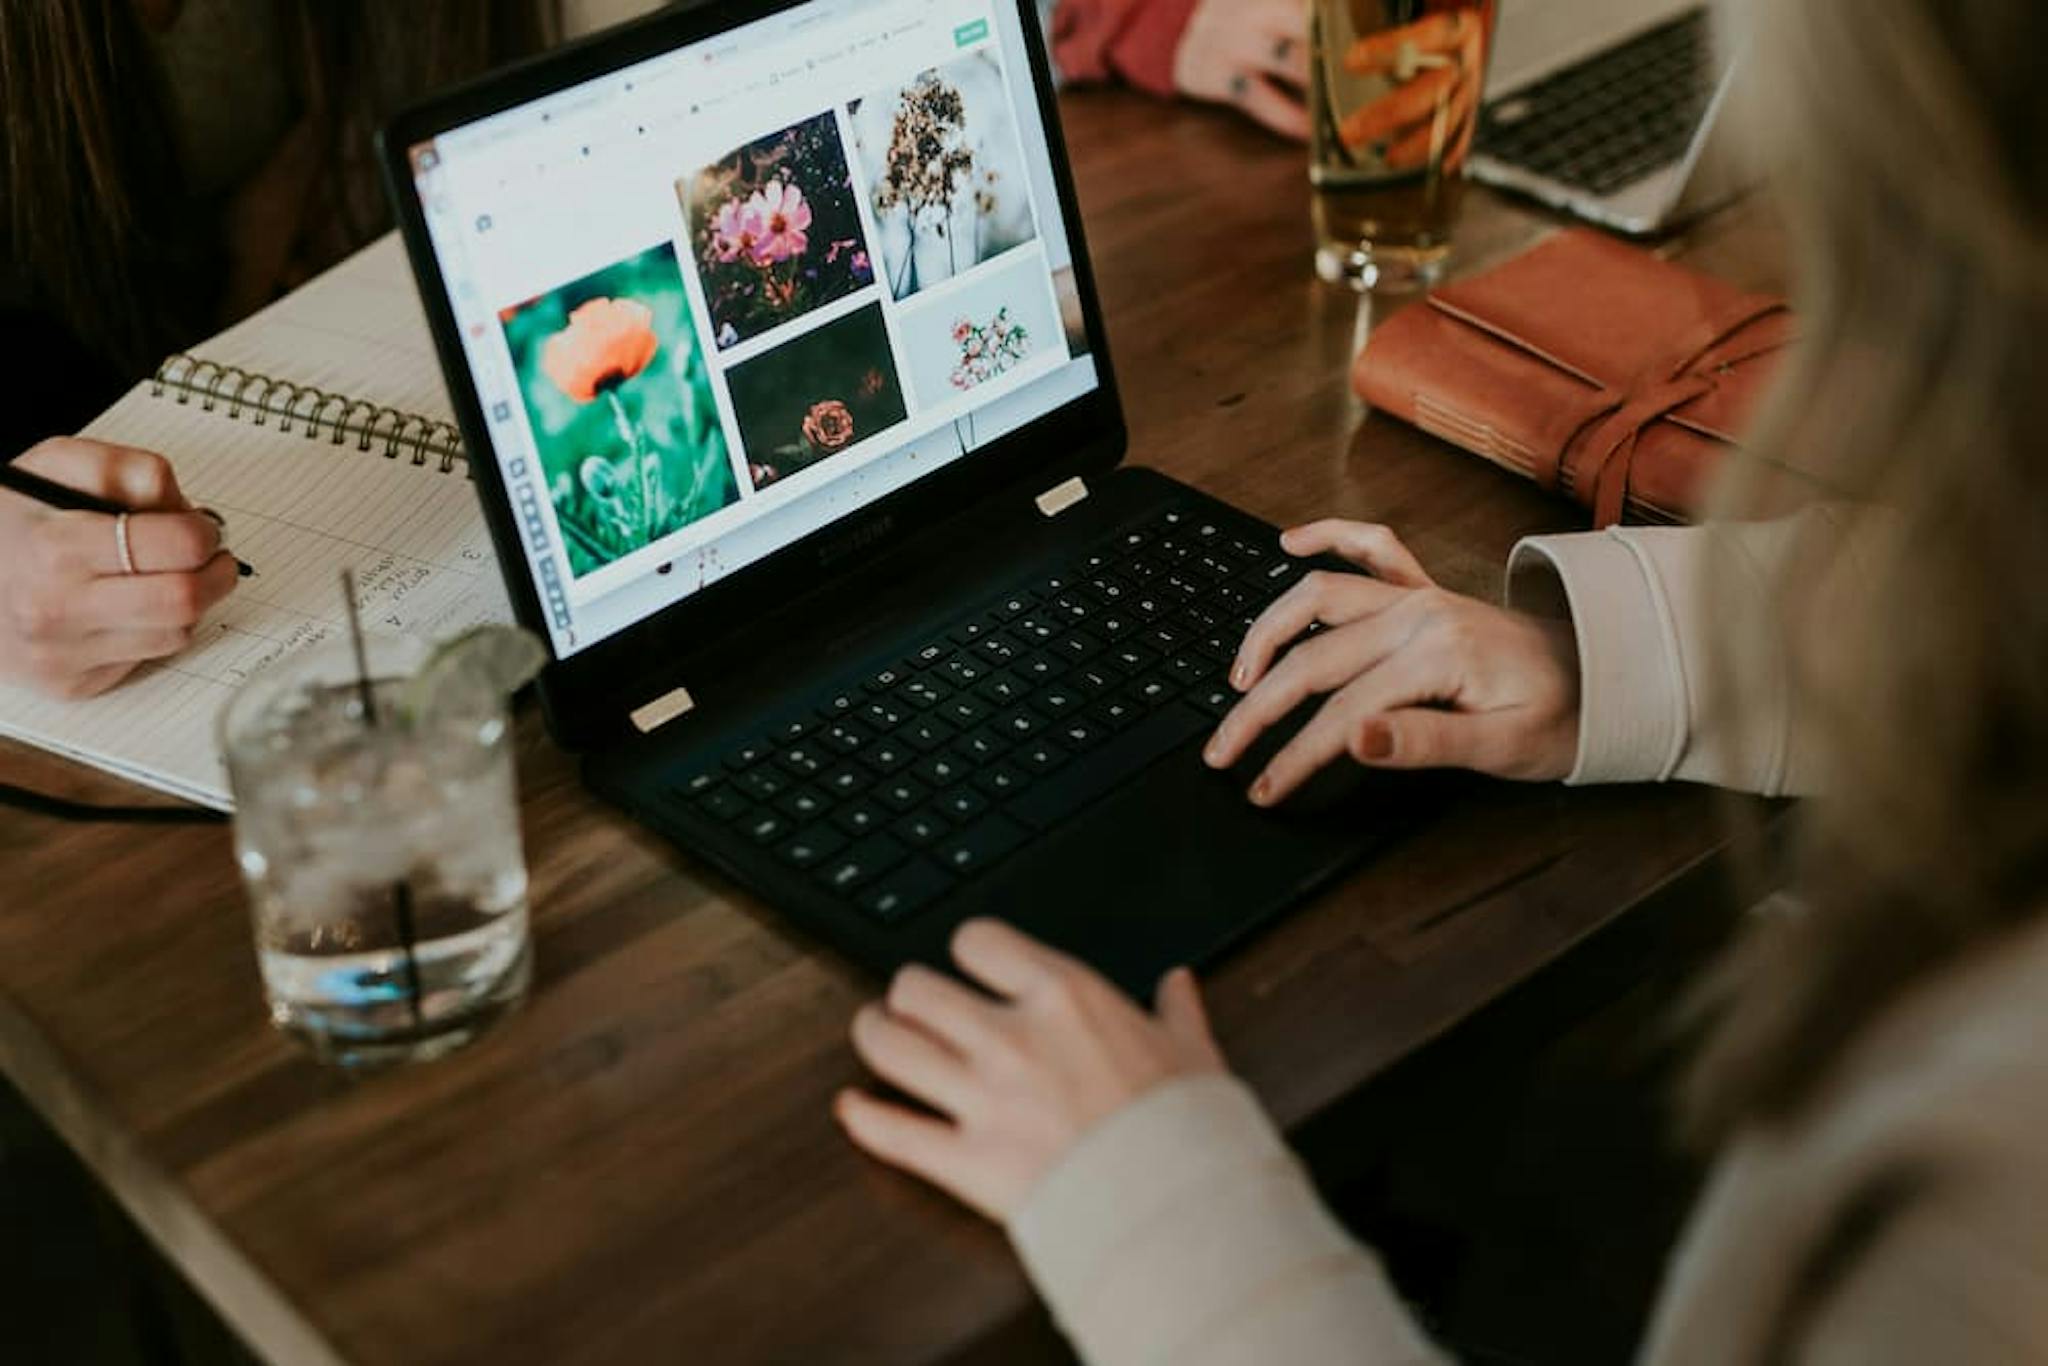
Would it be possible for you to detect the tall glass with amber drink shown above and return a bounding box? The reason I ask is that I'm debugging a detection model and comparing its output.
[1310,1,1496,289]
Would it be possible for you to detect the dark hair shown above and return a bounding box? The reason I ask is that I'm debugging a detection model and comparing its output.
[1680,0,2048,1144]
[0,1,551,378]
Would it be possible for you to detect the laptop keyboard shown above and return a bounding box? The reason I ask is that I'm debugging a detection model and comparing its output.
[671,504,1306,925]
[1476,6,1712,198]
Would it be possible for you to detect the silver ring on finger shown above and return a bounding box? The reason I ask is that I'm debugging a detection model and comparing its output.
[114,512,137,576]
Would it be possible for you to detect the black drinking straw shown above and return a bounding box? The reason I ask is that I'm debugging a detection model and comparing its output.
[340,570,425,1034]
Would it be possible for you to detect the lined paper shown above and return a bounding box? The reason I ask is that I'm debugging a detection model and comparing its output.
[0,236,509,810]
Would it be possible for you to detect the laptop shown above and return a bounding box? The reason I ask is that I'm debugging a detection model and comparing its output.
[1471,0,1745,235]
[379,0,1407,994]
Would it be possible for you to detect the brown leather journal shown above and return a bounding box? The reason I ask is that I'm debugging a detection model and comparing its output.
[1351,228,1795,526]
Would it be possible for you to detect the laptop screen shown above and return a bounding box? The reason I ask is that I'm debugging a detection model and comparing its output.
[405,0,1101,658]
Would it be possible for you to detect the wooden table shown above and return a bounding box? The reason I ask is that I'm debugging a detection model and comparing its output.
[0,91,1786,1365]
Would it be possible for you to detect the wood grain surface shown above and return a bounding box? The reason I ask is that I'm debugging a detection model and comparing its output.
[0,89,1787,1365]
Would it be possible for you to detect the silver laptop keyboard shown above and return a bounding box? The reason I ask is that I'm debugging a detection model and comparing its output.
[1476,6,1712,198]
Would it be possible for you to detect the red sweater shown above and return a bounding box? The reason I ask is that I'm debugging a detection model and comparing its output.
[1051,0,1201,98]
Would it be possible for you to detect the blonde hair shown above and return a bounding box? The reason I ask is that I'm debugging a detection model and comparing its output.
[1681,0,2048,1140]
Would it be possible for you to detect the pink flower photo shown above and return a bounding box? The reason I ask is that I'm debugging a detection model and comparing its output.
[679,112,875,349]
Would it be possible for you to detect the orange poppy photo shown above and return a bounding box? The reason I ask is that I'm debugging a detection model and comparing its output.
[499,243,739,577]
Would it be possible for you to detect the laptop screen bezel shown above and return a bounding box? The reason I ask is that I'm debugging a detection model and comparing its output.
[377,0,1127,751]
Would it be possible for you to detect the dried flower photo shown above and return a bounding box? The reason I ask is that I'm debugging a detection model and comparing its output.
[500,243,738,578]
[722,303,907,491]
[848,50,1038,301]
[680,111,876,349]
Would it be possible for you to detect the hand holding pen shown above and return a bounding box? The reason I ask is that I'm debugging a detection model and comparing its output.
[0,438,251,700]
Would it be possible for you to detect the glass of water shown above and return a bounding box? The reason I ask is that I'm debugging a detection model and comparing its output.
[220,634,532,1068]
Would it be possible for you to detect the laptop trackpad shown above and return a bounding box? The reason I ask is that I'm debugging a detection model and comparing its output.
[948,748,1381,997]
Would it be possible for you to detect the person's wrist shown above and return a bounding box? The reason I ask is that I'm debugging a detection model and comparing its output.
[1534,614,1583,780]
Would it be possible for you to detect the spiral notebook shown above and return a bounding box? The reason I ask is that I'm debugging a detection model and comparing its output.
[0,234,512,810]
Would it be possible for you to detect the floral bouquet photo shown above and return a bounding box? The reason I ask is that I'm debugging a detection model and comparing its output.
[500,243,738,578]
[722,303,907,490]
[948,306,1032,392]
[681,112,876,349]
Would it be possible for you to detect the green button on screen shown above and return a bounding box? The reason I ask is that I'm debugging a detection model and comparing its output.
[953,18,990,46]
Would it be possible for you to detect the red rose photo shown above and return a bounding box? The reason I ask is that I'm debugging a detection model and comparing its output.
[721,303,908,490]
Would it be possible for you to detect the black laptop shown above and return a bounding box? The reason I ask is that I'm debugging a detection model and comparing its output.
[380,0,1406,993]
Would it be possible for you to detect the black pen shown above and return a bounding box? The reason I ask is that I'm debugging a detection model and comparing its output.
[0,463,256,577]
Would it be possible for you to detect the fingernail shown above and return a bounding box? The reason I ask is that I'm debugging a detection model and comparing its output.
[1231,661,1249,688]
[1202,734,1224,767]
[1359,723,1394,761]
[237,559,256,578]
[1249,774,1274,806]
[198,507,227,529]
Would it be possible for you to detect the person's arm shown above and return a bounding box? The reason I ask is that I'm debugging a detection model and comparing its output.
[1012,1075,1448,1366]
[834,921,1450,1366]
[1505,513,1846,797]
[1051,0,1309,139]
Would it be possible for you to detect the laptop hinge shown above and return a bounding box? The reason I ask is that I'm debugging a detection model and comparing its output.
[1035,476,1089,517]
[630,685,696,734]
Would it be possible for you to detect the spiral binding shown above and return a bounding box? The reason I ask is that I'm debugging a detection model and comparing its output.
[147,353,469,476]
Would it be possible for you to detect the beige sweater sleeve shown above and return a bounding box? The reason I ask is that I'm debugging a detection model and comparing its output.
[1008,1075,1447,1366]
[1504,519,1833,797]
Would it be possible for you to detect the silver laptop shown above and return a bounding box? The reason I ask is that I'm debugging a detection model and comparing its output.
[1472,0,1744,235]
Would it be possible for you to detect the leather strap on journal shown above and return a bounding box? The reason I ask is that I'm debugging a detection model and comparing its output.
[1351,228,1795,526]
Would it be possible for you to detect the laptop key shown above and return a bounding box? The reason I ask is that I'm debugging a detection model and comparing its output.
[861,858,957,924]
[911,642,948,669]
[697,786,750,822]
[1162,654,1214,687]
[740,809,790,844]
[914,752,968,788]
[940,655,986,686]
[977,672,1025,705]
[1092,696,1138,730]
[973,765,1027,799]
[834,800,889,836]
[1094,612,1136,639]
[901,676,950,709]
[973,634,1021,665]
[821,719,873,754]
[877,776,927,812]
[1038,686,1082,717]
[949,619,990,645]
[1016,740,1068,773]
[937,786,989,822]
[903,716,957,752]
[776,826,847,870]
[776,786,830,822]
[1056,718,1107,752]
[935,814,1029,877]
[736,768,787,802]
[725,740,773,771]
[773,716,815,743]
[1050,631,1103,664]
[861,700,908,732]
[1128,675,1176,709]
[864,740,914,774]
[818,833,910,895]
[955,728,1009,764]
[996,707,1045,740]
[894,808,952,847]
[867,665,910,693]
[1108,644,1159,676]
[940,694,991,728]
[677,770,721,799]
[820,765,866,799]
[819,691,860,719]
[1190,683,1237,718]
[777,744,827,777]
[991,592,1033,620]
